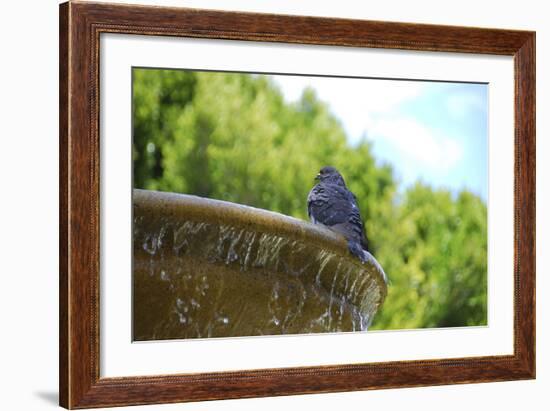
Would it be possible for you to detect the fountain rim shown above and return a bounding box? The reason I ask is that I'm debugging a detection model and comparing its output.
[133,188,388,297]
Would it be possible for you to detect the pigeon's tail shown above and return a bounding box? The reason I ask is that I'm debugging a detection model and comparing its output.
[347,240,389,285]
[347,240,368,263]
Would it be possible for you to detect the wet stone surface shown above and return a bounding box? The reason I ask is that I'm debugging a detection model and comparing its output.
[133,189,387,341]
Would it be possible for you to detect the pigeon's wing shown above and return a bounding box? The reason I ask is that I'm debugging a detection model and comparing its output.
[334,188,368,250]
[307,183,337,224]
[307,183,332,224]
[307,183,368,250]
[349,192,369,250]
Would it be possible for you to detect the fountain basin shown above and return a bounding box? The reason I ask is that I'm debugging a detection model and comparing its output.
[133,189,387,340]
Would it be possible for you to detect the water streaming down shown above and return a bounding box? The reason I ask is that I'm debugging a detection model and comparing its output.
[133,189,387,341]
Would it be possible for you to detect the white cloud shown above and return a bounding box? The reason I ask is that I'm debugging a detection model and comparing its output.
[445,90,486,119]
[272,75,424,140]
[271,74,466,181]
[369,117,463,173]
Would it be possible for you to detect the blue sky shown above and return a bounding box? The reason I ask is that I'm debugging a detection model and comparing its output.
[272,75,488,202]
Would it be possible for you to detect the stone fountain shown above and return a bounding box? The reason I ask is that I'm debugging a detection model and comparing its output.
[133,189,387,341]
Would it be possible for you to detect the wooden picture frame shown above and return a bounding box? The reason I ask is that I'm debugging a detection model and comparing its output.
[59,1,535,408]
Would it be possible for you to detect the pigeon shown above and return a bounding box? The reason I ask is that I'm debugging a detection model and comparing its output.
[307,166,370,263]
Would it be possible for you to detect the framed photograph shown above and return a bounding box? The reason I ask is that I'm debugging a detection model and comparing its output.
[59,1,535,408]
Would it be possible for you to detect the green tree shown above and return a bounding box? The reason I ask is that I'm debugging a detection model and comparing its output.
[132,68,487,330]
[370,184,487,329]
[133,69,196,189]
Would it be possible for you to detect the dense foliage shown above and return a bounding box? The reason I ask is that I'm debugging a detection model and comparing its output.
[133,68,487,330]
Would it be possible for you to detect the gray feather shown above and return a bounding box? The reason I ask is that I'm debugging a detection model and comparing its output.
[307,167,369,256]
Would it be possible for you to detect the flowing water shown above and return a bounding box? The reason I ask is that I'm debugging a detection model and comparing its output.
[133,189,387,341]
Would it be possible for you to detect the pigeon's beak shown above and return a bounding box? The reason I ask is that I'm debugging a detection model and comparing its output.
[314,174,321,181]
